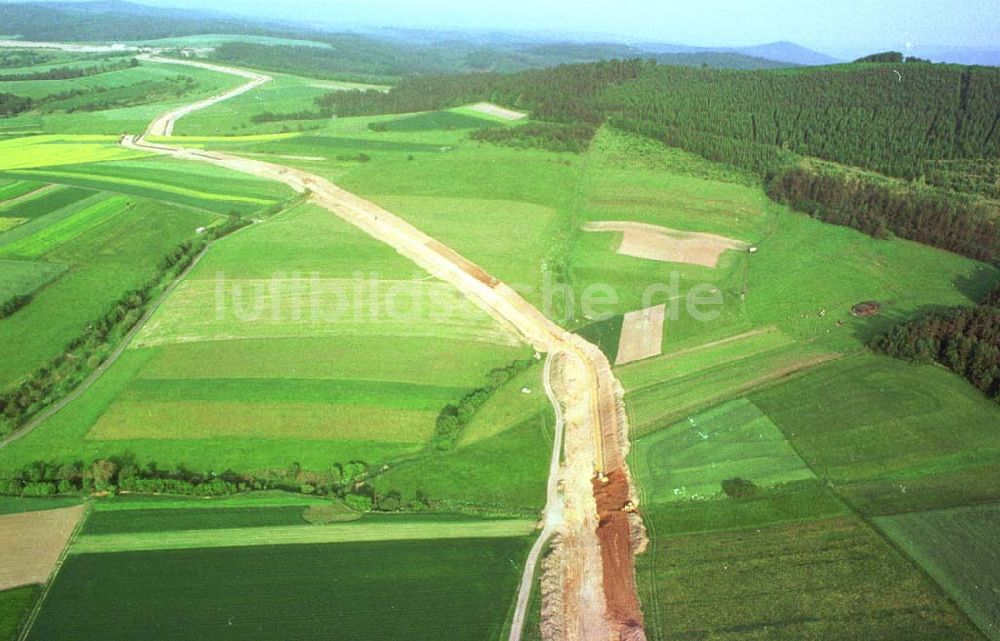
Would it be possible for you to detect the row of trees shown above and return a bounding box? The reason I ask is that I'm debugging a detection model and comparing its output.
[765,168,1000,262]
[0,92,32,117]
[0,294,32,320]
[1,74,200,118]
[2,457,439,513]
[0,57,137,82]
[470,122,597,153]
[433,359,536,450]
[2,457,373,502]
[870,286,1000,401]
[0,215,251,440]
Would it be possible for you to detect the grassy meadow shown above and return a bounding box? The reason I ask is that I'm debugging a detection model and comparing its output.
[876,504,1000,641]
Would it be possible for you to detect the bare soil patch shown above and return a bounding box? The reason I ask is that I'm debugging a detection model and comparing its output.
[0,506,84,590]
[466,102,528,121]
[585,221,747,268]
[616,305,666,366]
[593,470,645,639]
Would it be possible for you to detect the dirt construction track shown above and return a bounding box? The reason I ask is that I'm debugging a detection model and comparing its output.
[122,57,646,641]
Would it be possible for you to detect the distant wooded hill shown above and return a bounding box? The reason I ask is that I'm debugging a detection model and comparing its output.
[1,1,803,80]
[322,59,1000,263]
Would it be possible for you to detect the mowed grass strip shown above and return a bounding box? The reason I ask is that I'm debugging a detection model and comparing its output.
[86,400,439,443]
[121,377,465,409]
[135,277,521,348]
[0,195,129,258]
[30,537,530,641]
[632,399,815,503]
[875,503,1000,641]
[71,518,535,554]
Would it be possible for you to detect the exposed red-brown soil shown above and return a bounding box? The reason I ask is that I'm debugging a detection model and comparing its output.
[593,470,645,640]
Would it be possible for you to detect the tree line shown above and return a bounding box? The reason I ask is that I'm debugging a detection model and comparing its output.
[870,285,1000,402]
[765,168,999,262]
[0,57,137,82]
[433,358,536,450]
[0,214,253,440]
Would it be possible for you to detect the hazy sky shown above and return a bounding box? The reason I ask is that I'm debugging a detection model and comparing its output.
[66,0,1000,52]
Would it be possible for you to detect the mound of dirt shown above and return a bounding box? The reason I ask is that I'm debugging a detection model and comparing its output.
[593,470,645,638]
[585,221,747,268]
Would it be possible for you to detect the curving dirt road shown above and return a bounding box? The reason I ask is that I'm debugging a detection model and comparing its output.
[140,56,271,137]
[118,56,645,641]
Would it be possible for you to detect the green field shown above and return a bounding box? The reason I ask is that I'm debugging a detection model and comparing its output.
[0,586,38,641]
[0,200,537,499]
[638,509,984,641]
[0,135,148,171]
[0,58,245,135]
[8,157,292,214]
[0,180,45,202]
[631,398,815,503]
[0,258,66,300]
[0,196,219,388]
[28,536,531,641]
[876,503,1000,641]
[751,355,1000,506]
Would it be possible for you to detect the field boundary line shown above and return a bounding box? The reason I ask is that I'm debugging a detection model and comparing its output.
[71,518,537,554]
[761,395,990,641]
[17,502,91,641]
[0,210,269,450]
[0,184,61,210]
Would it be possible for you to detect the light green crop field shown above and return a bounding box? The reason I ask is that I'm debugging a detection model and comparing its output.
[876,503,1000,641]
[0,135,148,171]
[631,398,814,503]
[0,194,130,258]
[373,195,562,309]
